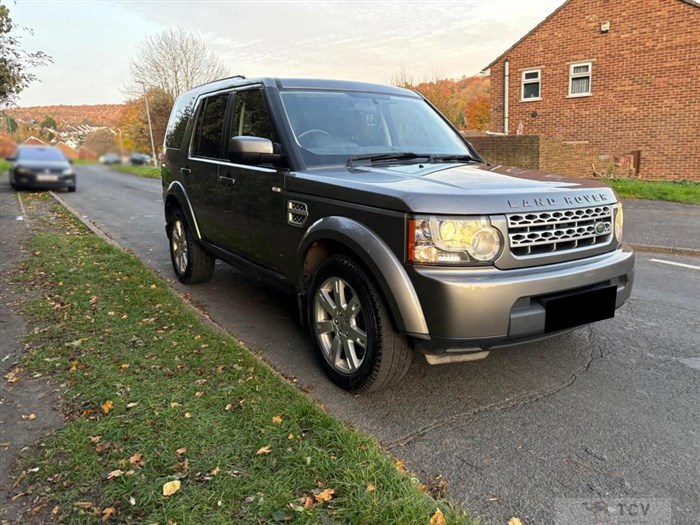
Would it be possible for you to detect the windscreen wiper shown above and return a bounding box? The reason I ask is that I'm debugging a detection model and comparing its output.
[347,152,432,168]
[429,154,478,163]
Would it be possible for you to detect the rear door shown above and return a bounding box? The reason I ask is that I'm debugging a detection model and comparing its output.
[185,91,232,247]
[221,87,287,271]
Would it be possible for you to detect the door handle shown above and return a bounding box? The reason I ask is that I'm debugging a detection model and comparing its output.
[180,167,191,175]
[218,175,235,187]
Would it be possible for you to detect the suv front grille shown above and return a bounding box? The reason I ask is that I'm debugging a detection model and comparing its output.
[507,205,613,256]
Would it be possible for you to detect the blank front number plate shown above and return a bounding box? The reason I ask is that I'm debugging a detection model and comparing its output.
[542,285,617,333]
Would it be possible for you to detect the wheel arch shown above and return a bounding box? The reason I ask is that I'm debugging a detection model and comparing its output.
[297,217,429,338]
[163,181,202,241]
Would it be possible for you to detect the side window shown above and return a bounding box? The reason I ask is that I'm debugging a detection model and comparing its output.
[192,93,229,159]
[231,90,276,141]
[165,94,195,149]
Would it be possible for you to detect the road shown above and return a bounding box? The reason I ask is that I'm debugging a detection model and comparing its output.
[29,165,700,524]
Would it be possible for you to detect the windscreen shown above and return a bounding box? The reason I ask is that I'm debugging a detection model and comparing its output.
[280,90,470,167]
[18,147,67,162]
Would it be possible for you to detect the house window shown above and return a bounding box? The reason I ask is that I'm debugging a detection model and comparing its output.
[569,62,592,97]
[521,69,541,101]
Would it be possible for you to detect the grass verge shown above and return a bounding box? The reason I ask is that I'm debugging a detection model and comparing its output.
[0,158,10,174]
[607,179,699,205]
[110,164,161,179]
[13,193,470,524]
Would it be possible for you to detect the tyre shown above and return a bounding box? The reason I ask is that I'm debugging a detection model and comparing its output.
[307,255,413,393]
[167,209,215,284]
[68,186,76,192]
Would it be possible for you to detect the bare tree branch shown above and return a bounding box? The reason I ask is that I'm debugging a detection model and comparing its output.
[125,27,229,102]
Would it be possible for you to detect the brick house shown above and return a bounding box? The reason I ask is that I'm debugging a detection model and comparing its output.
[56,141,79,160]
[481,0,700,181]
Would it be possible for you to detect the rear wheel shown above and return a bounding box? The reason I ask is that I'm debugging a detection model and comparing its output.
[67,186,76,192]
[168,209,215,284]
[308,255,413,393]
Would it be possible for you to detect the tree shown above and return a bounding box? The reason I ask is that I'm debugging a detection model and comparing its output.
[82,129,118,157]
[117,88,172,155]
[126,27,229,102]
[0,5,51,108]
[41,114,56,129]
[389,71,490,130]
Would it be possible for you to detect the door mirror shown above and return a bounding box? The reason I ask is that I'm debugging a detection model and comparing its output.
[228,136,281,165]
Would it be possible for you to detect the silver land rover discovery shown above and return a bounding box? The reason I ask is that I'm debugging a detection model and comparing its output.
[162,76,635,392]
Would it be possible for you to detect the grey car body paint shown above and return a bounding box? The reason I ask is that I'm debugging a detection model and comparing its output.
[298,216,429,337]
[161,76,635,357]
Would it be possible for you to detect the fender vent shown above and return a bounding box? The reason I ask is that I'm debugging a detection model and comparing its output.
[287,200,308,227]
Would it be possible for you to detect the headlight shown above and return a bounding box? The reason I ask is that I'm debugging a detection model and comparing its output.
[16,167,32,175]
[62,168,74,175]
[615,202,623,241]
[408,215,502,265]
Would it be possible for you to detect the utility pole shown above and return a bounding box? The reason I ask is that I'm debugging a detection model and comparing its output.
[138,81,158,168]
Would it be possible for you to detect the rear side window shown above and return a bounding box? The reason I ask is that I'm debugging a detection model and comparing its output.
[231,90,276,141]
[191,93,229,159]
[165,94,196,150]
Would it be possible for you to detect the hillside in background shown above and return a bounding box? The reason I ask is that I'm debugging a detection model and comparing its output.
[8,104,125,128]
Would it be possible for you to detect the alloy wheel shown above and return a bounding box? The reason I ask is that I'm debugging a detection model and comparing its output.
[313,277,368,374]
[171,219,189,275]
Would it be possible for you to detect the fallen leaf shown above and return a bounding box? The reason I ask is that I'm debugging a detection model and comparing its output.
[89,295,98,305]
[429,509,446,525]
[70,360,79,371]
[395,459,408,473]
[184,412,192,418]
[272,415,283,425]
[74,501,93,509]
[101,507,115,522]
[287,433,294,440]
[175,447,187,456]
[162,480,181,496]
[120,364,129,370]
[22,413,36,421]
[89,435,102,443]
[126,402,139,409]
[209,466,221,477]
[256,445,272,455]
[366,482,376,492]
[224,403,233,411]
[508,519,523,525]
[129,496,136,506]
[315,488,335,503]
[129,453,144,468]
[195,391,204,397]
[102,400,114,414]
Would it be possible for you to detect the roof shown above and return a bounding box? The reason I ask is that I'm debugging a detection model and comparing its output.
[181,77,419,101]
[482,0,699,71]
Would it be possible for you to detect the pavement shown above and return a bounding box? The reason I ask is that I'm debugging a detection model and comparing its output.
[622,198,700,254]
[3,165,700,525]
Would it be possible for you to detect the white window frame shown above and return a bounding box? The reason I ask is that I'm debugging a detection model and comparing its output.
[568,61,592,97]
[520,68,542,102]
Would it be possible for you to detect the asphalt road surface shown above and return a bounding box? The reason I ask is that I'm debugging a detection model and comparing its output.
[20,165,700,524]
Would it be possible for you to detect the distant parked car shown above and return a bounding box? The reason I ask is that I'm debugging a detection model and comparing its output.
[7,145,76,192]
[101,153,121,165]
[130,153,152,165]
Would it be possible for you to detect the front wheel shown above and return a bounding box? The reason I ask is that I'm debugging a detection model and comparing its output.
[167,210,215,284]
[308,255,413,393]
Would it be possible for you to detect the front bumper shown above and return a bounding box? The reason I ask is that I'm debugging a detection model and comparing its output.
[14,172,75,189]
[407,246,635,352]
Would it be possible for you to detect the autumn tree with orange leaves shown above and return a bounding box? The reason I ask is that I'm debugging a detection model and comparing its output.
[391,73,490,131]
[117,89,172,155]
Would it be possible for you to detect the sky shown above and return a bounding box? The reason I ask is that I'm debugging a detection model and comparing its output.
[12,0,566,107]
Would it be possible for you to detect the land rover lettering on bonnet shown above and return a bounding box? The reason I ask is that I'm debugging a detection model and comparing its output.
[161,76,635,392]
